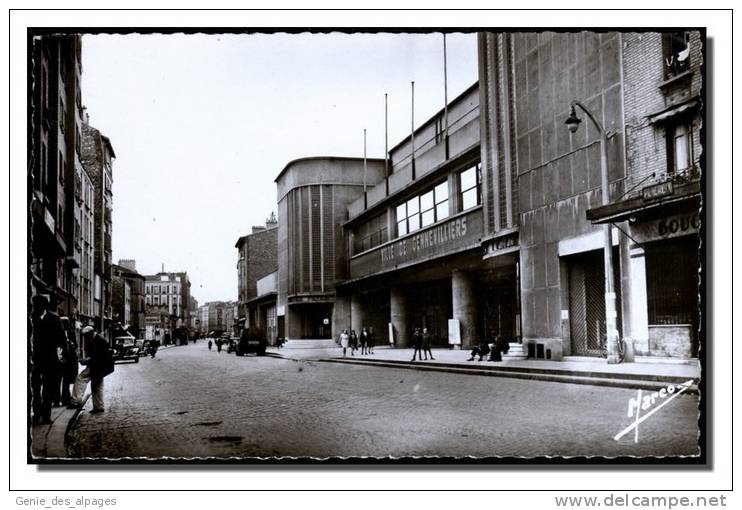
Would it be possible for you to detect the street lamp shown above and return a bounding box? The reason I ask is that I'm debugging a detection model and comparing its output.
[565,101,621,364]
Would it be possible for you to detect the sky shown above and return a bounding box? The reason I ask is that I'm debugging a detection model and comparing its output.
[81,32,479,305]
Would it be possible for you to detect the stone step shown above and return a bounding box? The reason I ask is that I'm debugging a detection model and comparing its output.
[322,358,699,394]
[283,339,338,349]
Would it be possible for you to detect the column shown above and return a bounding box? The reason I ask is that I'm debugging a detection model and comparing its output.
[452,270,478,349]
[621,233,649,358]
[351,294,364,337]
[390,287,409,347]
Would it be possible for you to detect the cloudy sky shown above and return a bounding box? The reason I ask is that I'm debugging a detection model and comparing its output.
[81,32,479,304]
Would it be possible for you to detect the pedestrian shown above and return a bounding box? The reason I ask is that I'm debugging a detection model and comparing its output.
[360,327,369,355]
[349,330,358,356]
[58,317,79,407]
[216,338,223,353]
[70,326,115,414]
[422,327,435,360]
[150,338,159,358]
[208,339,213,351]
[30,295,66,425]
[411,327,424,361]
[468,339,491,361]
[339,329,350,357]
[489,334,510,362]
[367,326,376,354]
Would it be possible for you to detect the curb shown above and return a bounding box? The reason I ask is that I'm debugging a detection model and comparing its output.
[318,358,700,394]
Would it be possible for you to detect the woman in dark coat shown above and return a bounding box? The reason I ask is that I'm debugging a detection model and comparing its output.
[411,328,424,361]
[59,317,79,406]
[421,327,435,361]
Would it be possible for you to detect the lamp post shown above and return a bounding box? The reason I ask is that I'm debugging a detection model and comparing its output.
[565,101,621,364]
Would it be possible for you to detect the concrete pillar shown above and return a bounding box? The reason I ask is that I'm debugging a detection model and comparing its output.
[390,287,410,347]
[332,293,351,341]
[620,230,649,358]
[452,270,478,349]
[350,294,364,337]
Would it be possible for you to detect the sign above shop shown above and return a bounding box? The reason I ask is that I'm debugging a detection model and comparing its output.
[631,211,700,244]
[350,209,483,279]
[483,231,519,259]
[642,181,674,201]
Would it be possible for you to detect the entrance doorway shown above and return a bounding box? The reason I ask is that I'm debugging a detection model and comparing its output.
[479,264,520,343]
[291,303,333,339]
[408,279,452,346]
[567,248,622,356]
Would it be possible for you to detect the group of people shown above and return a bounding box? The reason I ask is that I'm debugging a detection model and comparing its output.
[31,295,115,425]
[338,327,376,357]
[468,334,510,362]
[410,327,435,361]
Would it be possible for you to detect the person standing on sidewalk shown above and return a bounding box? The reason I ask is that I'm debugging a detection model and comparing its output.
[411,327,424,361]
[30,295,66,425]
[208,339,213,351]
[58,317,79,407]
[360,327,369,355]
[422,327,435,361]
[349,330,359,356]
[367,326,376,354]
[70,326,114,414]
[339,329,350,357]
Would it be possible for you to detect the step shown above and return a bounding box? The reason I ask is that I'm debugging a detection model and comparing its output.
[321,358,699,394]
[322,356,697,385]
[282,339,338,349]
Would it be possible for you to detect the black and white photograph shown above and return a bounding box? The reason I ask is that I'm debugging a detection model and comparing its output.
[23,25,709,463]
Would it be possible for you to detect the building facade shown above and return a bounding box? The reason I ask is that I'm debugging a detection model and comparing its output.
[478,30,702,360]
[80,118,115,337]
[235,213,279,332]
[143,270,192,343]
[339,83,500,348]
[111,260,146,337]
[275,157,386,341]
[29,34,109,347]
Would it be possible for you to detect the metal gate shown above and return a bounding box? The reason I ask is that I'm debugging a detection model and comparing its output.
[568,249,622,356]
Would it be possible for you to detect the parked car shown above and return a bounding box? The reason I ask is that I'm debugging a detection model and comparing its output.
[113,336,140,363]
[236,327,267,356]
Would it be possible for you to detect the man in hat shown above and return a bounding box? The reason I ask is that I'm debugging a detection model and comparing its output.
[70,326,114,413]
[31,294,66,425]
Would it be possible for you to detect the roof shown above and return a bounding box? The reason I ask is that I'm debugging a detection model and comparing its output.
[274,156,384,183]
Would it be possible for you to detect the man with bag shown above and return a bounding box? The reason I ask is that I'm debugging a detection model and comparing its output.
[69,326,114,414]
[30,295,66,425]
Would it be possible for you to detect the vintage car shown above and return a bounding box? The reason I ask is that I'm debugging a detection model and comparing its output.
[112,336,141,363]
[236,327,267,356]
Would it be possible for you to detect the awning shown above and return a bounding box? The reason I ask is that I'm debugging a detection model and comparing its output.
[647,97,700,125]
[586,180,701,224]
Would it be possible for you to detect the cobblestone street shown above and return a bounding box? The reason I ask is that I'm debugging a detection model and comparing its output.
[68,342,700,459]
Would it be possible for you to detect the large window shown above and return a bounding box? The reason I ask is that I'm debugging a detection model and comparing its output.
[396,180,449,237]
[459,164,482,211]
[667,122,693,174]
[662,31,690,78]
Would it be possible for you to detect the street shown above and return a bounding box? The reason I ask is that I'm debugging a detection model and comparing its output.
[68,342,700,459]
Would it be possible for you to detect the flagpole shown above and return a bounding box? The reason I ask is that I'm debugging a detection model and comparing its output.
[443,33,449,159]
[411,81,416,180]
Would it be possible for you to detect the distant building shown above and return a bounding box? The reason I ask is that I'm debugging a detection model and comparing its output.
[199,301,237,335]
[143,268,192,343]
[235,212,278,338]
[111,260,146,337]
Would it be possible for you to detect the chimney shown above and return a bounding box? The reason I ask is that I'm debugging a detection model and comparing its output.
[251,226,266,234]
[118,259,136,271]
[161,262,165,273]
[265,211,278,229]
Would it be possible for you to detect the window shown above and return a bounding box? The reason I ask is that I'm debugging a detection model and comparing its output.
[663,32,690,78]
[352,212,388,254]
[667,122,692,174]
[395,180,450,238]
[58,152,65,185]
[459,164,482,211]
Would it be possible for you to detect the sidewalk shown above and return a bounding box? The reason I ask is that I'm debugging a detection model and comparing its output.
[30,394,89,460]
[269,345,701,392]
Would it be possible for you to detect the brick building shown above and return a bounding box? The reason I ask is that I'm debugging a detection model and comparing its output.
[235,212,279,340]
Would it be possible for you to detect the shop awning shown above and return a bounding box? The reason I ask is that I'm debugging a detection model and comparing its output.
[586,180,701,225]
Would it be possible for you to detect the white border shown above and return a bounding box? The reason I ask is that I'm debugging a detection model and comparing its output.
[5,6,735,500]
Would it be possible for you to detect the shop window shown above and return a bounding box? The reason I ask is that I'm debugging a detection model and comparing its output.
[663,32,690,78]
[459,163,482,211]
[667,122,693,174]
